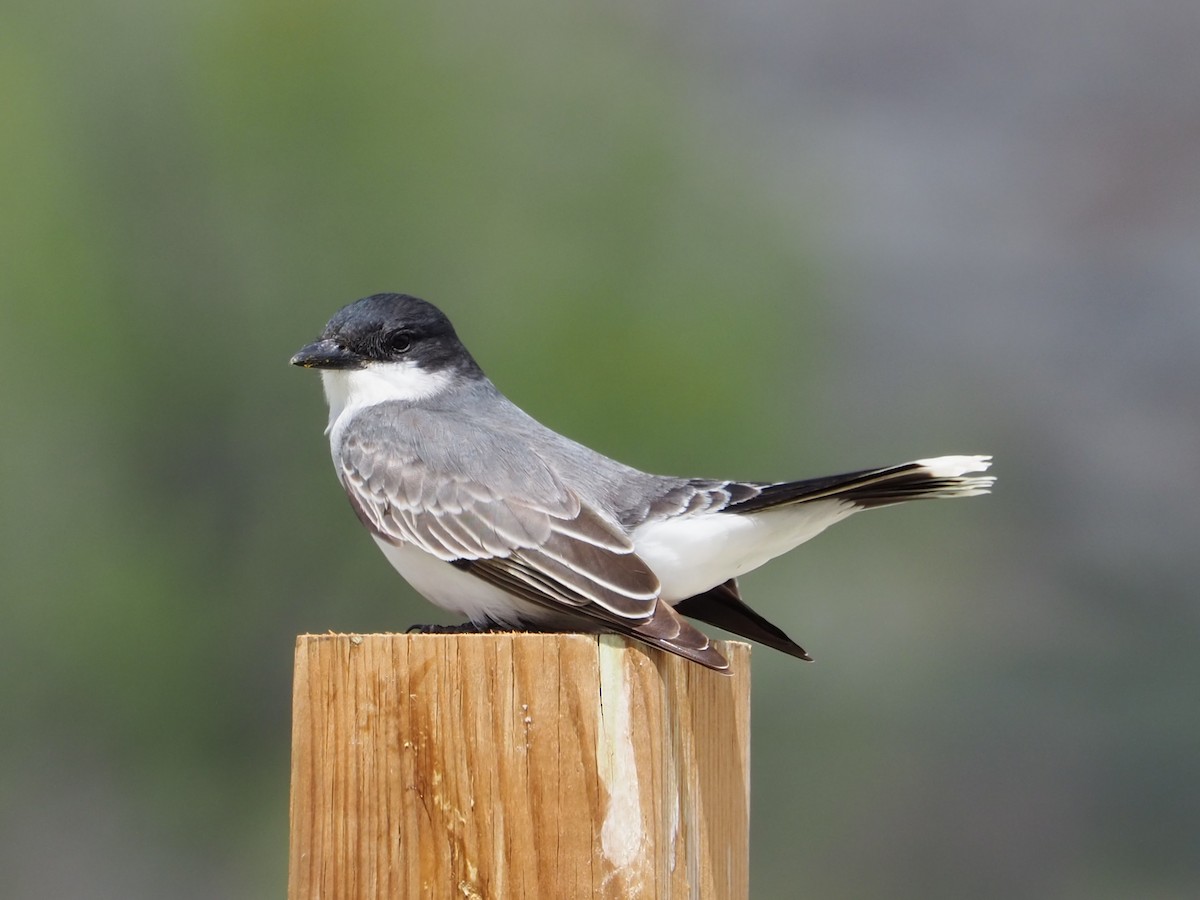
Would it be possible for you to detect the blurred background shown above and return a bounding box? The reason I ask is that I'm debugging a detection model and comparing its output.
[3,0,1197,896]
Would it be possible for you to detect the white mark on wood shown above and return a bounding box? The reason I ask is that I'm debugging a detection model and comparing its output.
[457,878,482,899]
[685,740,702,898]
[597,636,645,873]
[661,678,680,878]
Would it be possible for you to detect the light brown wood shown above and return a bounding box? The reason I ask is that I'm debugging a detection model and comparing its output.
[288,633,750,899]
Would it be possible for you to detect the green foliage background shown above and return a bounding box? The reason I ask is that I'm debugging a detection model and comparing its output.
[4,2,1197,898]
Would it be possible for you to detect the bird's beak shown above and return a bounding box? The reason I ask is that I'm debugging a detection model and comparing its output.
[290,338,364,370]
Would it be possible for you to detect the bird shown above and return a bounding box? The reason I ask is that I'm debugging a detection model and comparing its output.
[291,293,993,671]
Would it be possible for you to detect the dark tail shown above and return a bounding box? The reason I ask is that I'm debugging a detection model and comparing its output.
[727,455,994,514]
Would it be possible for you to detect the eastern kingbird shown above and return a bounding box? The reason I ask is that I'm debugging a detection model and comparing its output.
[292,293,993,671]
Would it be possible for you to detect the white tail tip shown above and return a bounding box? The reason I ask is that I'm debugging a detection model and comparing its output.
[914,454,992,477]
[912,454,995,496]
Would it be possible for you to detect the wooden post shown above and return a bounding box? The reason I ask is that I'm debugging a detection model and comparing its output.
[288,633,750,899]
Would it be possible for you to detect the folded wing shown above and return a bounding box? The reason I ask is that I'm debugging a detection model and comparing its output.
[336,405,729,670]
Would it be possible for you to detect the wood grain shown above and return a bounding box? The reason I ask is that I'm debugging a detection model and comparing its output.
[288,633,750,899]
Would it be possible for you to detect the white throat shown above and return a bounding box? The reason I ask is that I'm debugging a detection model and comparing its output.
[320,361,452,432]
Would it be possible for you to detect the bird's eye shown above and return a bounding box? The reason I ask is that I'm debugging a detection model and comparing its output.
[384,330,413,354]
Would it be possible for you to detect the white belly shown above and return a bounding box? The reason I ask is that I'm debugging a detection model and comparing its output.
[633,500,857,601]
[372,537,551,627]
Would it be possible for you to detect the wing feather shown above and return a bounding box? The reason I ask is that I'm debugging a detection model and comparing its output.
[337,409,660,621]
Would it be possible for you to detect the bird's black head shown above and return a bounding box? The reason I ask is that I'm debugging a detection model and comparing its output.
[290,293,483,377]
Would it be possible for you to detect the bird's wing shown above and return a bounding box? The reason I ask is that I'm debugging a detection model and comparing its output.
[336,405,727,669]
[673,579,811,661]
